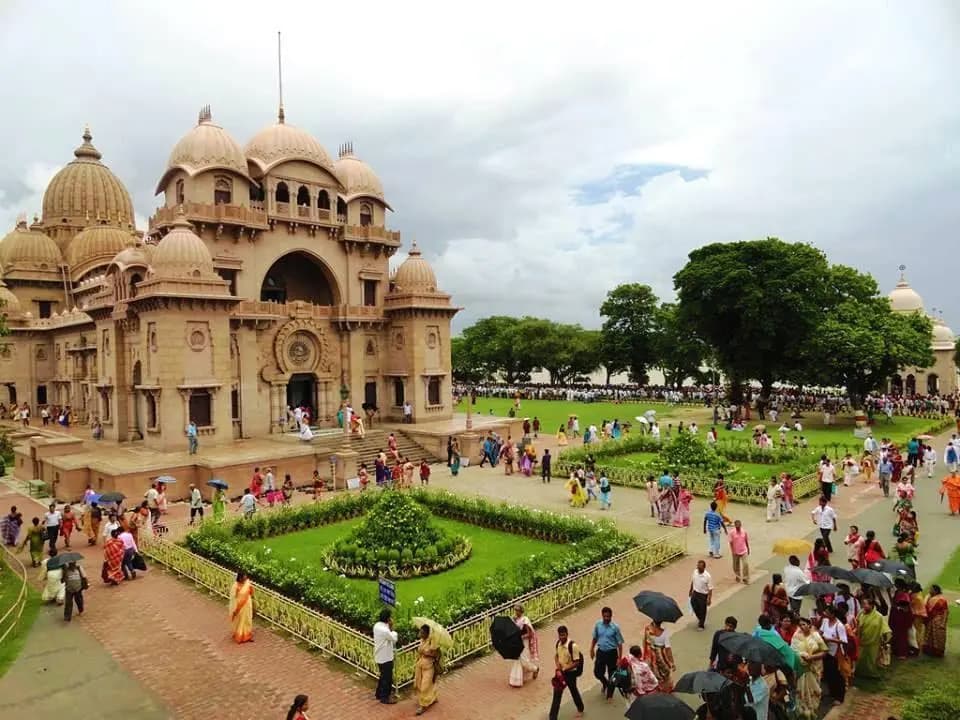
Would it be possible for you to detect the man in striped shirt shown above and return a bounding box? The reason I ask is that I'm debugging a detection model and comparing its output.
[703,501,727,558]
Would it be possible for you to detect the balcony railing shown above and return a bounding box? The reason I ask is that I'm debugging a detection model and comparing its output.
[232,300,384,322]
[342,225,401,244]
[150,202,269,230]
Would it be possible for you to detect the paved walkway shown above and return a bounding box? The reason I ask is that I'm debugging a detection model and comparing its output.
[1,428,957,720]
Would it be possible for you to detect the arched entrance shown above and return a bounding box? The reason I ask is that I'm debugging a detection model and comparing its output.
[260,251,339,305]
[890,375,903,395]
[287,373,316,418]
[905,374,916,396]
[927,373,939,395]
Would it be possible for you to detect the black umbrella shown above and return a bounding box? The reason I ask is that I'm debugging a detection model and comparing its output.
[207,479,229,490]
[46,552,84,570]
[716,632,785,667]
[490,616,524,660]
[870,559,912,576]
[853,567,894,588]
[625,692,695,720]
[98,492,125,503]
[674,670,730,695]
[818,565,859,583]
[796,582,840,597]
[632,591,683,623]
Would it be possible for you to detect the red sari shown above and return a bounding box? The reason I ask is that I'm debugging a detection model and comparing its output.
[103,537,125,584]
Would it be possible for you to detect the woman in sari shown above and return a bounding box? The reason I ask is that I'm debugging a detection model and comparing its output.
[565,476,587,508]
[212,488,226,523]
[909,582,926,653]
[894,533,917,574]
[713,478,731,523]
[807,538,832,583]
[641,620,675,692]
[860,452,874,482]
[658,485,677,525]
[1,507,22,546]
[673,485,693,528]
[414,624,440,715]
[888,584,913,660]
[103,528,126,585]
[229,570,254,644]
[894,476,914,513]
[59,504,76,548]
[556,425,568,446]
[509,604,539,687]
[836,601,858,685]
[780,473,794,514]
[923,584,949,657]
[855,596,891,678]
[761,573,790,623]
[790,617,828,720]
[18,517,45,567]
[449,437,461,477]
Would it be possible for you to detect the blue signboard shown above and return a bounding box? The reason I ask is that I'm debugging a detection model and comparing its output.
[379,577,396,606]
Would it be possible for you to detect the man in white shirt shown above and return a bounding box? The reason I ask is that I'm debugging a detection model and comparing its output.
[818,457,836,501]
[118,526,139,580]
[372,608,398,704]
[239,489,257,519]
[783,555,808,614]
[44,503,62,551]
[293,405,303,431]
[688,560,714,630]
[101,511,120,541]
[923,445,937,478]
[188,484,204,525]
[811,496,838,553]
[403,401,413,424]
[144,483,160,524]
[264,468,276,499]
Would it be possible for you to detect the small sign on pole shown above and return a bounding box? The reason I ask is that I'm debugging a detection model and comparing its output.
[379,577,396,606]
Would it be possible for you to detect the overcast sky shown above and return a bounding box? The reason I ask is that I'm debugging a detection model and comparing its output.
[1,1,958,331]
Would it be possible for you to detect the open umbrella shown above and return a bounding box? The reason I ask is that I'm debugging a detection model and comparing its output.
[46,552,84,570]
[413,616,453,651]
[795,582,840,597]
[97,491,125,504]
[853,567,894,588]
[634,416,649,424]
[625,693,694,720]
[155,475,176,484]
[870,559,912,576]
[207,479,229,490]
[674,670,730,695]
[817,565,860,583]
[490,616,524,660]
[717,632,786,668]
[916,434,934,440]
[771,538,813,556]
[633,591,683,623]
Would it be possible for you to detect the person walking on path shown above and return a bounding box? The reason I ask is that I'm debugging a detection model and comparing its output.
[188,484,203,525]
[414,624,441,715]
[766,477,783,522]
[373,608,398,705]
[541,448,552,483]
[103,528,125,585]
[43,503,61,552]
[878,455,894,497]
[286,695,309,720]
[589,606,623,702]
[939,470,960,515]
[703,502,727,558]
[228,570,254,644]
[729,519,751,583]
[61,560,87,622]
[819,457,837,501]
[689,559,714,630]
[549,625,584,720]
[19,517,45,567]
[784,555,808,614]
[812,496,838,553]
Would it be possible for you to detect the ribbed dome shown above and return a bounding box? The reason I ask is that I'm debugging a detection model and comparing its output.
[932,318,955,349]
[334,144,386,203]
[0,280,20,313]
[66,224,131,268]
[110,243,151,269]
[150,214,214,278]
[392,242,438,293]
[156,106,250,193]
[889,274,924,314]
[42,128,135,226]
[0,219,63,272]
[246,113,336,175]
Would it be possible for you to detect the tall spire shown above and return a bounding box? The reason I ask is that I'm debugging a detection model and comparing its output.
[277,31,285,124]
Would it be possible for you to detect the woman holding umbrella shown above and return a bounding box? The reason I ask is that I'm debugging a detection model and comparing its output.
[212,485,227,523]
[790,616,828,719]
[509,604,539,687]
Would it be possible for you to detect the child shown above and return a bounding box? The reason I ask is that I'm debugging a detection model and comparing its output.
[312,470,324,501]
[358,463,369,492]
[598,472,612,510]
[419,460,431,486]
[645,476,659,518]
[844,525,864,569]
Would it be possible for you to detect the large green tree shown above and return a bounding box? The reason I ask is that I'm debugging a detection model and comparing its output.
[599,283,660,381]
[653,303,706,388]
[534,324,601,385]
[797,265,934,407]
[674,238,833,404]
[451,336,485,383]
[456,316,534,382]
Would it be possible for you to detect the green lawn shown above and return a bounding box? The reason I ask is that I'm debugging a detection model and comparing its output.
[241,516,571,607]
[934,545,960,629]
[0,561,40,678]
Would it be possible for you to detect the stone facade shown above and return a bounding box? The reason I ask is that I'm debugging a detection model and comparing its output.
[0,108,457,452]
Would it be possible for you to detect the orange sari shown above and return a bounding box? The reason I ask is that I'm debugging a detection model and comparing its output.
[229,579,254,643]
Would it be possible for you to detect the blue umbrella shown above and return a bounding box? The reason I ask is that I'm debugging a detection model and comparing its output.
[207,479,228,489]
[156,475,176,484]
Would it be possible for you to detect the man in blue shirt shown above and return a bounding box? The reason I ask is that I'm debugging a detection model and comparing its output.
[703,501,728,558]
[589,606,623,701]
[878,457,894,497]
[658,470,673,490]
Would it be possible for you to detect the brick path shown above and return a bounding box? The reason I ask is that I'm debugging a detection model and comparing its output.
[2,425,954,720]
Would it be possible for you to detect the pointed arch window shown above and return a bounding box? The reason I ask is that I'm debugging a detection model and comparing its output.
[214,176,233,205]
[317,189,330,210]
[359,202,373,227]
[296,185,310,206]
[336,197,347,221]
[175,179,185,205]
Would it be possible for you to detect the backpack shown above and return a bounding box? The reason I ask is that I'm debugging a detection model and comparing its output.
[559,640,584,677]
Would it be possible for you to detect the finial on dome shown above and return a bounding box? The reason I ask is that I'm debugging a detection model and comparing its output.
[83,125,92,143]
[198,104,212,124]
[278,104,285,124]
[15,213,27,230]
[339,141,354,159]
[408,240,421,257]
[74,125,102,160]
[898,264,907,282]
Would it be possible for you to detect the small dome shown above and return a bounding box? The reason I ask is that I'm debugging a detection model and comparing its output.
[932,318,955,349]
[156,106,250,193]
[392,242,438,293]
[0,219,62,271]
[334,143,388,205]
[0,280,20,313]
[150,213,215,278]
[888,272,924,314]
[246,111,336,175]
[42,127,135,226]
[110,243,150,270]
[66,223,130,268]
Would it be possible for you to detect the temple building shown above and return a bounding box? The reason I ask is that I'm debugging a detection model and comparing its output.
[0,106,457,451]
[887,270,957,396]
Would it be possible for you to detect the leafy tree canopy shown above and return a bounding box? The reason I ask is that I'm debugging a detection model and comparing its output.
[599,283,660,380]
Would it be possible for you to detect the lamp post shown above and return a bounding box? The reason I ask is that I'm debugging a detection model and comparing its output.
[465,386,473,430]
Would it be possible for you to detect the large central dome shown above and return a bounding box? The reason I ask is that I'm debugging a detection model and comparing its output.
[42,128,135,227]
[245,110,336,175]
